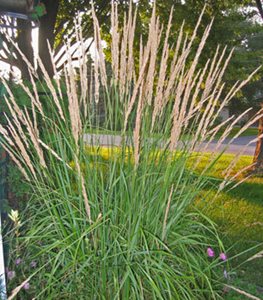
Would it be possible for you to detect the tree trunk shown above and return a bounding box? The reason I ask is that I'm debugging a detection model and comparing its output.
[255,0,263,19]
[38,0,60,78]
[253,103,263,171]
[16,19,34,80]
[253,0,263,172]
[15,0,59,80]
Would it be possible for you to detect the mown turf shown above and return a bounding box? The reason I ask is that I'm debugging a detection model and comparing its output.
[215,126,258,139]
[11,146,262,299]
[88,148,263,298]
[193,153,263,299]
[86,126,258,140]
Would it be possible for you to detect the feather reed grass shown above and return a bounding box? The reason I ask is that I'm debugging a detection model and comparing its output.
[1,2,262,299]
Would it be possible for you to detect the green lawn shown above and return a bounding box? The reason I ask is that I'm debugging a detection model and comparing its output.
[9,148,263,298]
[214,126,258,139]
[86,126,258,141]
[193,153,263,299]
[83,147,263,298]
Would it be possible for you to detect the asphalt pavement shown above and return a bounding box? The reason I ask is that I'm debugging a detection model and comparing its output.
[200,136,257,156]
[83,134,258,156]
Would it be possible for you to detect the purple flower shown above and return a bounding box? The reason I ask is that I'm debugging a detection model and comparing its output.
[219,253,227,261]
[15,258,22,265]
[30,261,37,268]
[207,247,215,257]
[7,270,16,280]
[23,282,30,290]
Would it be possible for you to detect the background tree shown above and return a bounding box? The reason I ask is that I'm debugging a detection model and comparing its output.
[103,0,263,113]
[0,0,112,79]
[0,0,262,124]
[0,1,261,79]
[252,0,263,172]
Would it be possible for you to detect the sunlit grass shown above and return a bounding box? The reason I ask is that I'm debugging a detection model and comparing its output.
[192,153,263,299]
[215,126,258,139]
[2,2,262,298]
[78,147,263,250]
[84,147,263,273]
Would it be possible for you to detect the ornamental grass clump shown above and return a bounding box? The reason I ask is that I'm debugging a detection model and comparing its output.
[1,3,262,299]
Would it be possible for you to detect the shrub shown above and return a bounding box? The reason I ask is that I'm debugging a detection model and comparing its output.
[1,3,260,299]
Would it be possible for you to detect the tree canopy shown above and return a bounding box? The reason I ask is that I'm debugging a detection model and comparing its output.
[0,0,262,113]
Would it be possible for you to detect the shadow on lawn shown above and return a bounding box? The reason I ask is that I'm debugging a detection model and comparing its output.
[202,176,263,207]
[198,174,263,297]
[225,181,263,206]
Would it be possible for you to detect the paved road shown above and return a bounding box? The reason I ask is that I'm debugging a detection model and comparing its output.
[221,136,257,146]
[84,134,258,156]
[200,136,258,156]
